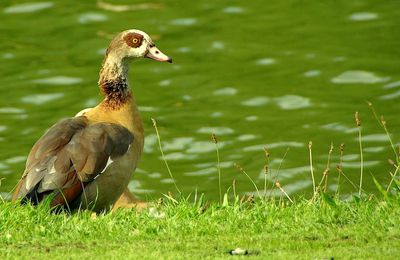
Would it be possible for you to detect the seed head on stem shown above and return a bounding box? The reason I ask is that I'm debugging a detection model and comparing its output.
[264,146,270,158]
[275,180,293,203]
[263,164,269,175]
[211,133,218,144]
[355,111,361,127]
[380,115,386,128]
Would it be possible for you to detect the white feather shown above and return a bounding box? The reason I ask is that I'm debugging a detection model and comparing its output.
[101,157,114,174]
[75,107,92,117]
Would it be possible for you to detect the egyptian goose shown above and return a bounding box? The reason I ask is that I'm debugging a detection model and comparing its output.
[12,29,172,212]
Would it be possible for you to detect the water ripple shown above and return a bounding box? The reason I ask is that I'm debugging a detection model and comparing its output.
[170,18,197,26]
[4,2,53,14]
[379,90,400,100]
[162,152,197,161]
[331,70,389,84]
[304,70,321,77]
[186,141,226,154]
[322,122,357,133]
[210,112,223,118]
[31,76,82,85]
[359,134,389,142]
[163,137,194,151]
[213,87,237,96]
[0,107,25,114]
[243,141,304,152]
[349,12,378,21]
[383,81,400,89]
[237,134,258,141]
[274,95,311,110]
[5,156,26,164]
[241,97,270,106]
[364,146,385,153]
[78,12,108,24]
[158,79,171,87]
[223,6,244,14]
[245,115,258,121]
[21,93,64,105]
[197,126,234,135]
[342,161,380,168]
[256,58,276,66]
[184,167,216,176]
[211,41,225,49]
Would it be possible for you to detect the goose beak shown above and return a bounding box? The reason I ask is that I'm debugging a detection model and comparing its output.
[145,46,172,63]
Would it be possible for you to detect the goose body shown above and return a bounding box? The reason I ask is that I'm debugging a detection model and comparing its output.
[12,29,171,212]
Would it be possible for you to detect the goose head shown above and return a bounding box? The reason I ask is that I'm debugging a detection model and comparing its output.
[106,29,172,63]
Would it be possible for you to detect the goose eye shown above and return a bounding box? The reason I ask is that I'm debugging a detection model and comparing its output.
[123,33,143,48]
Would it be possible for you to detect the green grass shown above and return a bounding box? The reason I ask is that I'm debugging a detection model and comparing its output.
[1,104,399,259]
[1,194,400,259]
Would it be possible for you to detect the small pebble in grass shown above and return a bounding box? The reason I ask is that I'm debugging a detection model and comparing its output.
[228,248,248,255]
[91,212,97,220]
[148,207,165,219]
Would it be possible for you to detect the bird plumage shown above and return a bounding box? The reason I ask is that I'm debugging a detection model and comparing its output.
[12,29,171,212]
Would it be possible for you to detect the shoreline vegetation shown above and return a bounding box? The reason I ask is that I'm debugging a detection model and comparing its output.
[1,103,399,258]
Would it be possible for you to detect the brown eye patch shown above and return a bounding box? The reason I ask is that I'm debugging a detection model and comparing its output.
[123,32,143,48]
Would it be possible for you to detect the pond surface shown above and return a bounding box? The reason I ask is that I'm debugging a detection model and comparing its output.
[0,1,399,200]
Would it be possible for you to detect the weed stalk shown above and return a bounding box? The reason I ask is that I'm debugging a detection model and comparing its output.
[211,133,222,204]
[387,162,400,192]
[335,143,345,196]
[151,118,181,195]
[234,163,261,198]
[309,141,316,197]
[264,146,270,199]
[355,112,363,197]
[367,102,399,164]
[275,180,293,203]
[317,143,334,193]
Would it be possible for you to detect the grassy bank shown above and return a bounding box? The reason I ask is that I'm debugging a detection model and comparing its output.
[1,194,400,259]
[1,107,400,259]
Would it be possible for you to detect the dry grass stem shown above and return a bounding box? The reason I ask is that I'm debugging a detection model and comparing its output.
[232,179,237,198]
[275,181,293,203]
[308,141,316,196]
[263,146,270,198]
[263,164,269,198]
[336,143,345,196]
[151,118,181,195]
[337,165,358,191]
[317,143,334,193]
[211,133,222,203]
[234,163,261,198]
[355,112,364,196]
[367,102,399,164]
[387,165,400,192]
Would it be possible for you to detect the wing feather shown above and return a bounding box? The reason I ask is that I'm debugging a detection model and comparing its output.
[12,117,134,209]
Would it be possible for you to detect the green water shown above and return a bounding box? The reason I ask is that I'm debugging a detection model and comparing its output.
[0,0,399,200]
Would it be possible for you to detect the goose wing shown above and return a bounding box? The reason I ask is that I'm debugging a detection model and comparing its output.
[12,116,133,208]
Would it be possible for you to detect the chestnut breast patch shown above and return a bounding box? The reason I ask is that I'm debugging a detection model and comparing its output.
[123,33,144,48]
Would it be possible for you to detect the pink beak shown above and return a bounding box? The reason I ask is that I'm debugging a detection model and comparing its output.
[145,46,172,63]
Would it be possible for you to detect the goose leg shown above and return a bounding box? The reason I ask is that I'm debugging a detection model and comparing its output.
[112,188,147,211]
